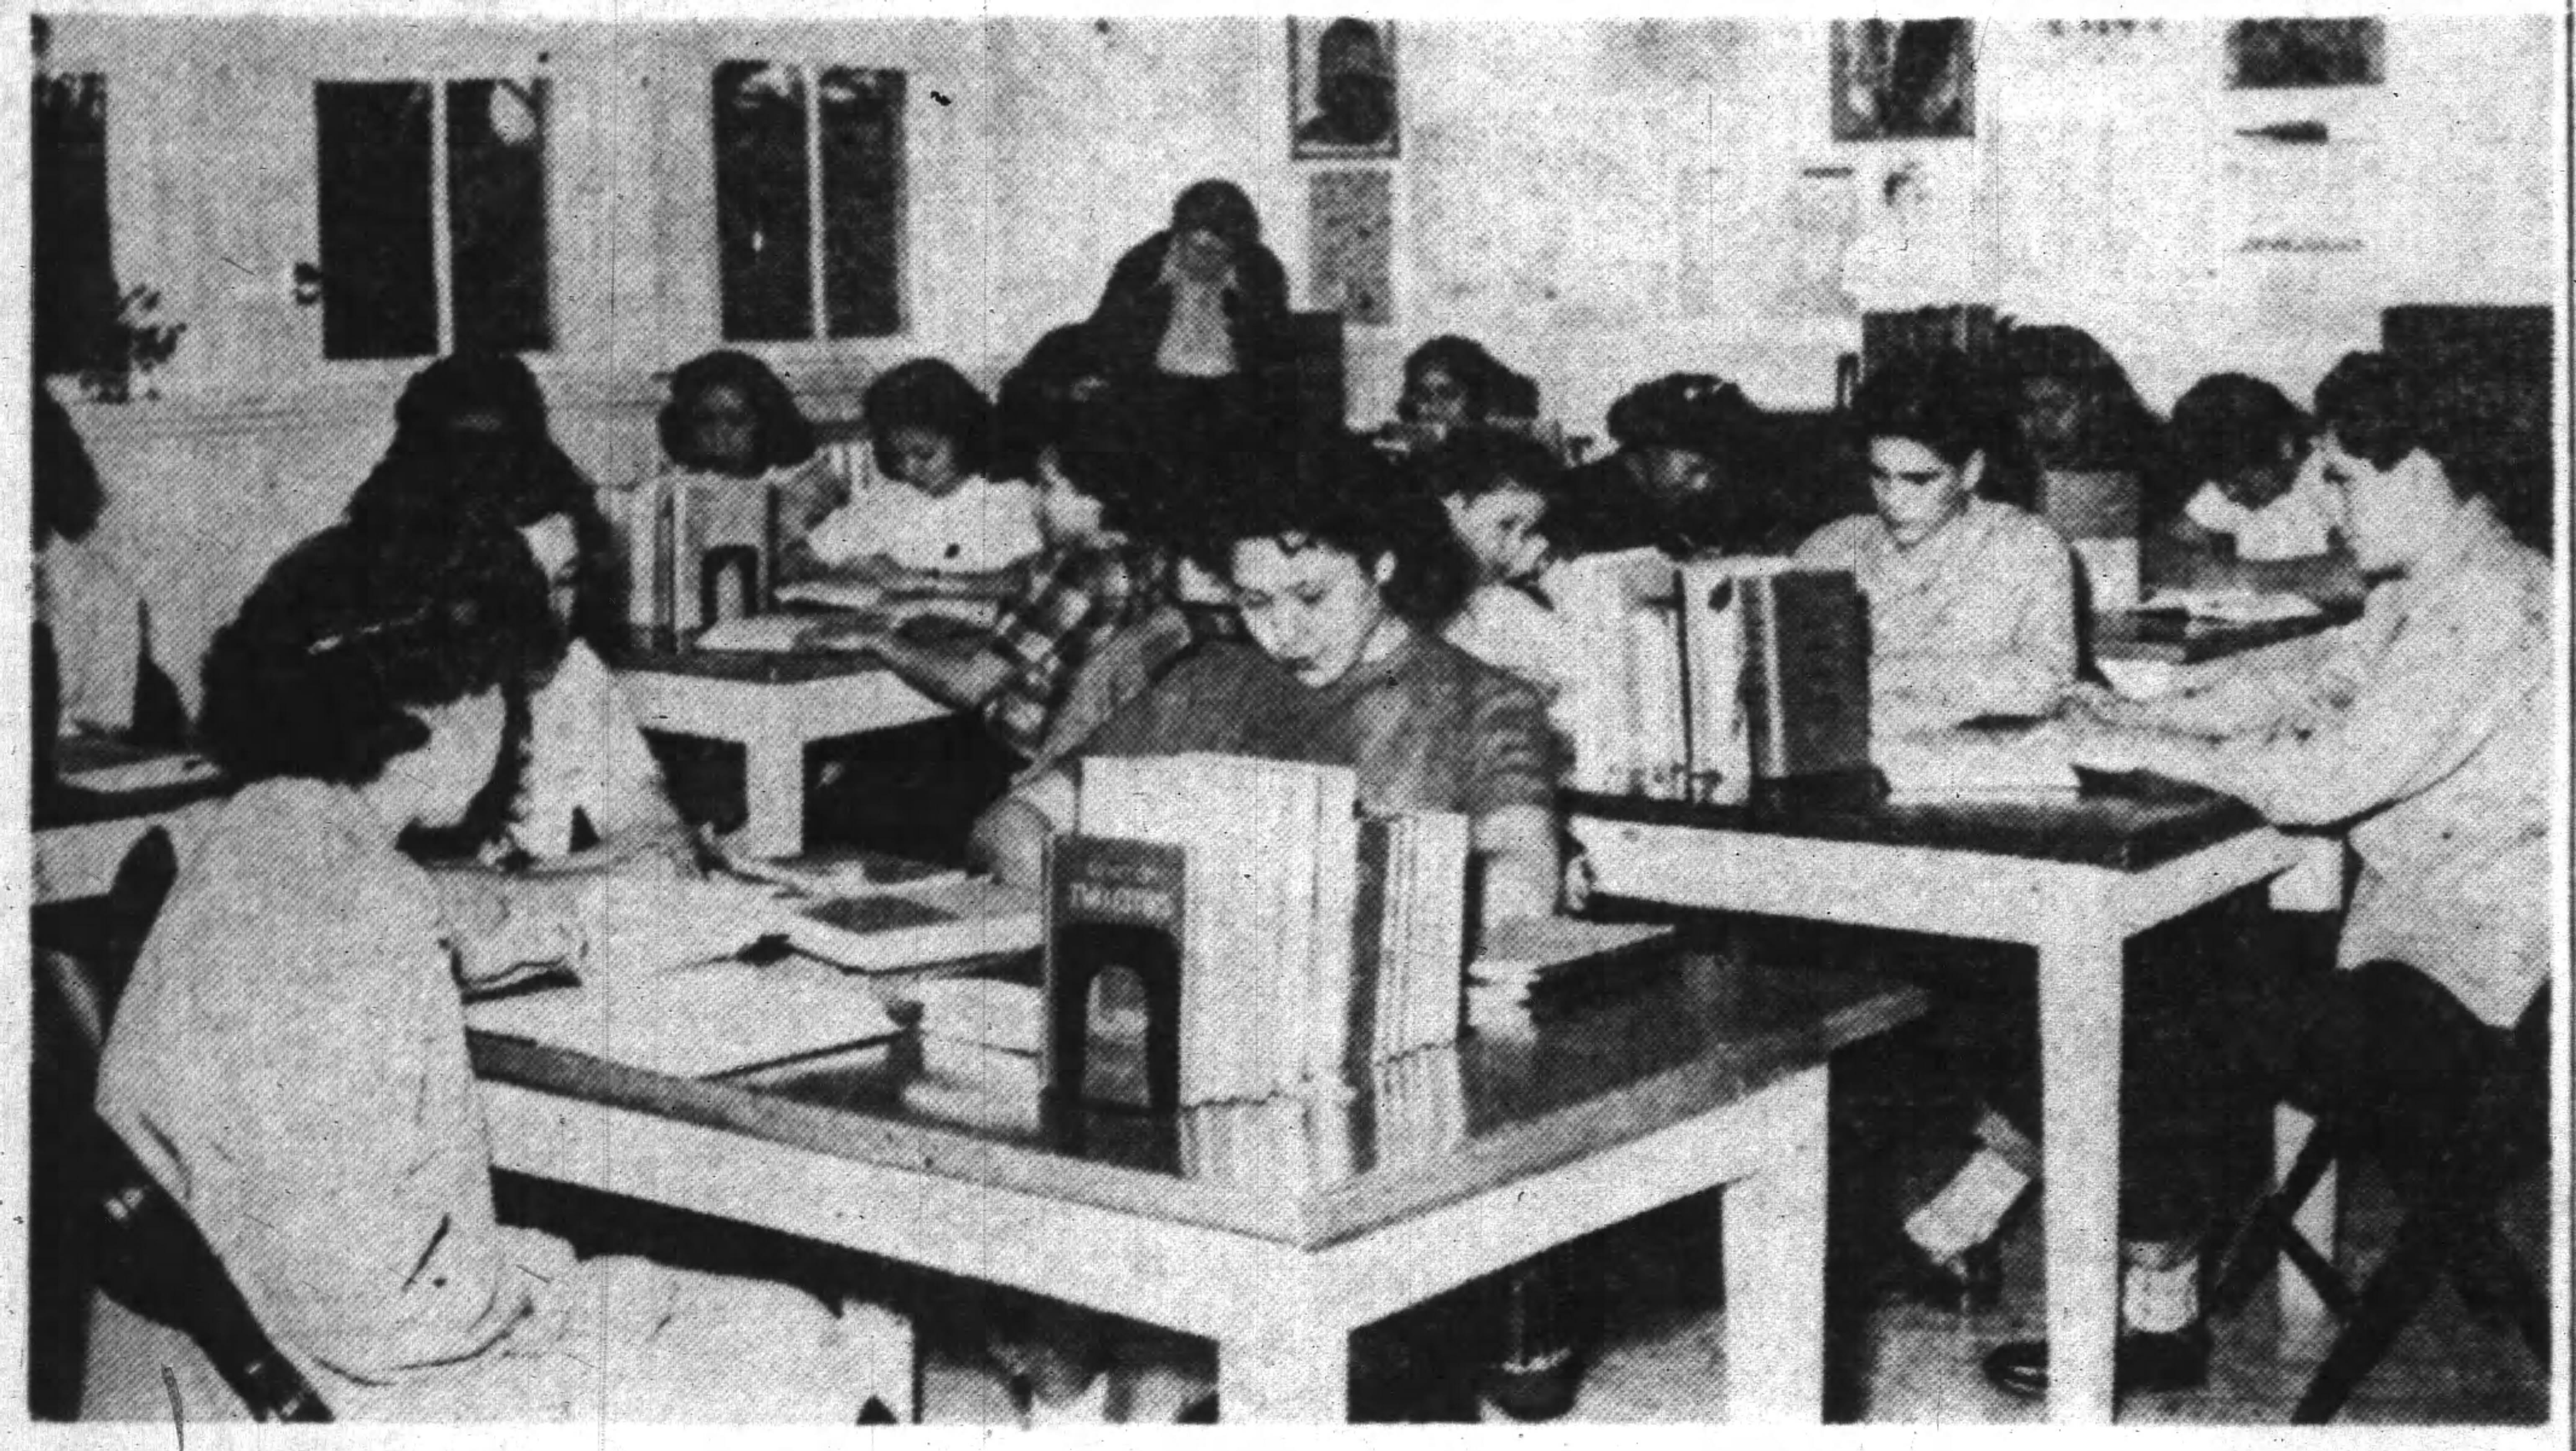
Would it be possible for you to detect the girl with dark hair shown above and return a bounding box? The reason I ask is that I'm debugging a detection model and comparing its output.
[1398,334,1541,435]
[1089,180,1298,469]
[2150,372,2361,603]
[803,373,1188,772]
[791,357,1042,602]
[977,434,1556,927]
[1795,352,2077,732]
[1423,428,1587,736]
[1549,372,1780,557]
[964,435,1560,1425]
[348,443,696,877]
[88,516,917,1422]
[641,348,854,562]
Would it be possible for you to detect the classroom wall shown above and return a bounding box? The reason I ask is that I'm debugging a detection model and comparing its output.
[37,13,2560,709]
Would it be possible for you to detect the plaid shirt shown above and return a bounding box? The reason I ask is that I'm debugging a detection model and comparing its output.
[980,542,1175,756]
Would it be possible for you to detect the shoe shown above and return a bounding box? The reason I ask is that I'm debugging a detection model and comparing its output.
[1885,1237,2004,1315]
[1981,1323,2212,1402]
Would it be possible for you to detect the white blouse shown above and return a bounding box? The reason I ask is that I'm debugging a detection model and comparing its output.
[804,471,1043,575]
[509,639,675,860]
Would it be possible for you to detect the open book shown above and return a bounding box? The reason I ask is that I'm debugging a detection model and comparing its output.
[1875,721,2082,800]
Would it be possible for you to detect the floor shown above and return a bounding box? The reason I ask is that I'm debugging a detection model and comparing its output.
[890,1018,2553,1428]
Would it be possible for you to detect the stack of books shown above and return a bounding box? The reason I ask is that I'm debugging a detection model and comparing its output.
[1176,1045,1468,1192]
[1061,754,1471,1105]
[1467,916,1678,1025]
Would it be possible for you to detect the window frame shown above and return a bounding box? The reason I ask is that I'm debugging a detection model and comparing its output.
[708,57,911,350]
[311,72,557,363]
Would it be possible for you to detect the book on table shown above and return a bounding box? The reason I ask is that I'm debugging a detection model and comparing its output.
[1553,551,1871,805]
[466,954,904,1079]
[1056,754,1473,1109]
[782,878,1045,972]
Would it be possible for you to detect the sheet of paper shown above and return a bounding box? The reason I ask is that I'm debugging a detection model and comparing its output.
[58,751,222,794]
[466,955,901,1078]
[694,615,814,653]
[1875,727,2082,800]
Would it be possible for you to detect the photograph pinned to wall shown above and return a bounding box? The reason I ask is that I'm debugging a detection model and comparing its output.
[2228,18,2385,89]
[1292,17,1398,159]
[1831,19,1975,141]
[1308,168,1394,325]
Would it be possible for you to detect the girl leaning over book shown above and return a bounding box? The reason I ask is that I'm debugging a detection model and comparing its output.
[960,435,1568,1424]
[974,432,1561,932]
[88,507,913,1423]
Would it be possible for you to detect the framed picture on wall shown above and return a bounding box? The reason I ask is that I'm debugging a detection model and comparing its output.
[1832,19,1975,141]
[1291,18,1398,160]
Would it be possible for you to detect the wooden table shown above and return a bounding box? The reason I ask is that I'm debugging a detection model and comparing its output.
[1569,777,2344,1425]
[608,633,946,857]
[470,952,1923,1423]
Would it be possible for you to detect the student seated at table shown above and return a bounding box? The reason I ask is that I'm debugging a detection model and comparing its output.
[86,515,912,1423]
[800,388,1190,782]
[33,386,185,758]
[647,349,855,551]
[2146,372,2365,606]
[1548,373,1777,558]
[1422,427,1584,738]
[963,444,1563,1420]
[1927,352,2549,1402]
[347,435,696,879]
[976,437,1561,927]
[1380,334,1542,453]
[790,358,1042,606]
[1994,320,2159,517]
[1795,355,2078,733]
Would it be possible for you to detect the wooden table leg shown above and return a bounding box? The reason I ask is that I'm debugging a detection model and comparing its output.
[739,731,807,859]
[2039,922,2125,1425]
[2273,1101,2340,1352]
[1724,1067,1829,1424]
[1218,1312,1348,1424]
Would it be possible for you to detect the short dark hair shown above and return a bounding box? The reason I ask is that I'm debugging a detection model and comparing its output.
[1851,352,1999,469]
[863,358,996,480]
[344,431,620,651]
[1421,426,1564,504]
[1187,435,1471,626]
[1401,335,1540,425]
[994,324,1114,481]
[1170,179,1262,252]
[2168,373,2309,483]
[1605,373,1764,471]
[392,350,551,453]
[2313,351,2437,473]
[200,505,562,788]
[1046,409,1186,545]
[658,350,818,475]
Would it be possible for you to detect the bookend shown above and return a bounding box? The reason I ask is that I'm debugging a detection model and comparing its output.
[1041,835,1187,1115]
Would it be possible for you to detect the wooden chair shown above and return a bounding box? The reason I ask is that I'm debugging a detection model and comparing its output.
[31,826,333,1422]
[2210,985,2550,1423]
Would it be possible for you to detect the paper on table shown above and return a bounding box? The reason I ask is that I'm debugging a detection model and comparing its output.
[465,955,902,1078]
[2140,588,2323,624]
[59,751,222,794]
[585,875,793,980]
[694,615,814,653]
